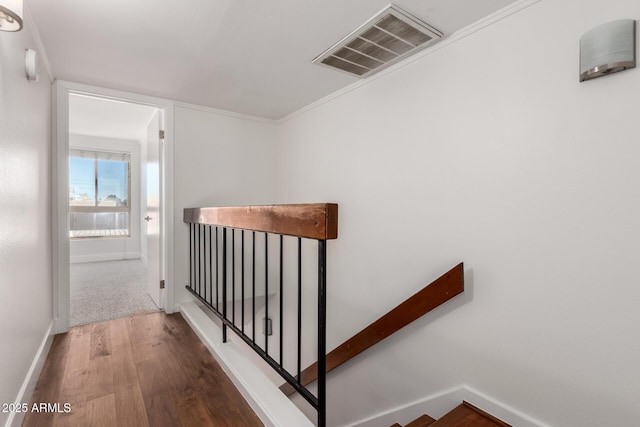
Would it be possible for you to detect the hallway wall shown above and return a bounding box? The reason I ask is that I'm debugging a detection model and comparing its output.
[172,104,278,310]
[277,0,640,425]
[0,10,53,427]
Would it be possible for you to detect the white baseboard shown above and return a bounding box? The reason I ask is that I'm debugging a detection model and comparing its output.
[459,386,551,427]
[179,302,313,427]
[70,252,140,264]
[5,321,54,427]
[347,385,550,427]
[346,386,463,427]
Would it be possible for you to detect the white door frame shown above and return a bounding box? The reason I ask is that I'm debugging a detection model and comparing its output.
[52,80,175,334]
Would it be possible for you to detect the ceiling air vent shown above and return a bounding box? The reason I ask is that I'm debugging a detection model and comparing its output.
[313,4,443,78]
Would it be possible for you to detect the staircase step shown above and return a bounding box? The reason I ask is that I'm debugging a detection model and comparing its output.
[431,402,511,427]
[406,414,437,427]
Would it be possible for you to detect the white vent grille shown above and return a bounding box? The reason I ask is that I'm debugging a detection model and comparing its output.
[313,4,443,78]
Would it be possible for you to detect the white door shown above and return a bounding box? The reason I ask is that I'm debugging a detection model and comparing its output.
[143,110,162,307]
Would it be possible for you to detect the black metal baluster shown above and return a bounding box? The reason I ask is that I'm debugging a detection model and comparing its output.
[189,223,193,290]
[194,223,198,292]
[279,234,283,367]
[216,226,219,310]
[242,230,245,334]
[201,226,203,293]
[317,240,327,427]
[209,226,212,305]
[197,224,201,296]
[265,233,269,354]
[297,237,302,383]
[203,225,207,302]
[195,224,197,294]
[232,229,236,326]
[222,228,228,342]
[252,231,256,343]
[195,224,198,292]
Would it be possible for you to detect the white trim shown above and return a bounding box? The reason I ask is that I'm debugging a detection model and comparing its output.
[161,105,175,314]
[53,81,70,334]
[460,386,551,427]
[278,0,542,124]
[5,321,54,427]
[173,101,277,125]
[179,302,313,427]
[22,1,54,83]
[53,80,176,333]
[346,386,462,427]
[346,385,550,427]
[70,252,141,264]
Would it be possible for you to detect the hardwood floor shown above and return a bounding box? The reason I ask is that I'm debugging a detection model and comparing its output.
[23,312,263,427]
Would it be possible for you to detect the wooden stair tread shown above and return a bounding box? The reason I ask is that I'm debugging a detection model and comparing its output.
[431,402,511,427]
[406,414,437,426]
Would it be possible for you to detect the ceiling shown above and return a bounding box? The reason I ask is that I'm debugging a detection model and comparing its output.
[29,0,515,120]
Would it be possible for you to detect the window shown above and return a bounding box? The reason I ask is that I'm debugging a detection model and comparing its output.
[69,149,131,238]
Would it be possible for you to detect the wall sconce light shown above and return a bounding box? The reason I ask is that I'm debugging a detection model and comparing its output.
[0,0,23,32]
[580,19,636,81]
[25,48,38,81]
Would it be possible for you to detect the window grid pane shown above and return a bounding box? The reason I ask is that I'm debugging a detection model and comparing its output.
[97,159,129,207]
[69,150,131,238]
[69,157,96,206]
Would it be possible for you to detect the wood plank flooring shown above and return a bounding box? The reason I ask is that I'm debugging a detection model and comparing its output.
[23,312,263,427]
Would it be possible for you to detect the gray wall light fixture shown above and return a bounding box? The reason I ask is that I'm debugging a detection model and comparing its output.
[25,49,39,81]
[580,19,636,81]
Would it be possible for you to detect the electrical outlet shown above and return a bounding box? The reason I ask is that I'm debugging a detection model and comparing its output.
[263,318,272,336]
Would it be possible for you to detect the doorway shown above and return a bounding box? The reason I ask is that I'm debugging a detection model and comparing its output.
[67,93,160,326]
[53,81,175,333]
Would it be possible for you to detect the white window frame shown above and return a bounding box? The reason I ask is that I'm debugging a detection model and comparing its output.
[69,149,132,238]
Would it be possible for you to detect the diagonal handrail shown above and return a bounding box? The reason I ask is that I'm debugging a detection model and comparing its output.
[280,263,464,396]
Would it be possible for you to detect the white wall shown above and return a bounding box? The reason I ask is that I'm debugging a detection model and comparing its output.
[173,105,278,310]
[68,134,141,263]
[277,0,640,425]
[0,11,53,427]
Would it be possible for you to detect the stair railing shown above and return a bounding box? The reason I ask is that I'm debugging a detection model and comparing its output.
[280,262,464,396]
[184,203,338,427]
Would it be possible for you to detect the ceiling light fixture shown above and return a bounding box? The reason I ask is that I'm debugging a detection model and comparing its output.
[0,0,23,32]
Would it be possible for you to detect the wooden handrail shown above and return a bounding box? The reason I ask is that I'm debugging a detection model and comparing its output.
[280,263,464,396]
[183,203,338,240]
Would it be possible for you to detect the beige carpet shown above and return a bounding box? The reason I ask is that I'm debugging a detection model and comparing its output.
[70,259,160,327]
